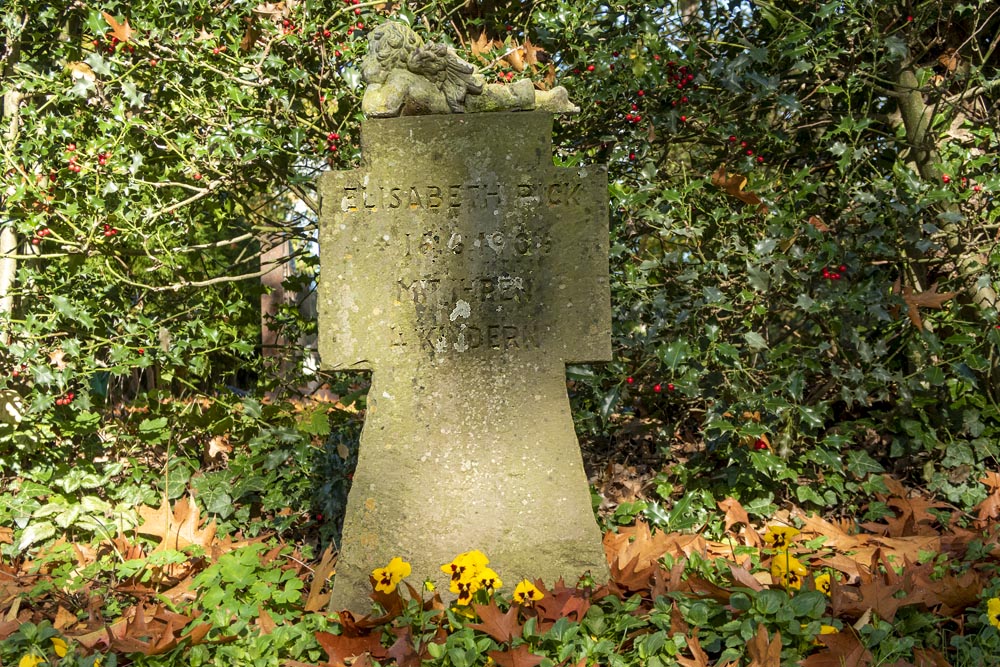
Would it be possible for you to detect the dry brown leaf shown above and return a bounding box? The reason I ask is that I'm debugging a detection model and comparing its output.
[899,283,959,330]
[137,496,218,551]
[504,45,525,72]
[102,12,134,43]
[746,623,782,667]
[677,630,710,667]
[912,647,952,667]
[808,215,831,232]
[802,629,873,667]
[523,37,544,66]
[938,48,960,73]
[53,606,78,630]
[470,31,493,59]
[257,605,277,635]
[488,645,544,667]
[66,62,96,82]
[711,165,767,212]
[306,543,337,612]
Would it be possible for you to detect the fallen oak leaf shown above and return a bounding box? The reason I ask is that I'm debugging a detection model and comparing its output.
[710,165,768,213]
[488,644,544,667]
[469,599,522,644]
[470,31,494,59]
[315,631,386,666]
[801,628,873,667]
[746,623,782,667]
[897,283,959,330]
[102,12,134,43]
[807,215,831,232]
[677,629,710,667]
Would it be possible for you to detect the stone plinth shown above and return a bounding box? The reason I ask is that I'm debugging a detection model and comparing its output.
[318,112,611,613]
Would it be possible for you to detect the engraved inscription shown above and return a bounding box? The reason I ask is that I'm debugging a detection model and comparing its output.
[341,181,585,213]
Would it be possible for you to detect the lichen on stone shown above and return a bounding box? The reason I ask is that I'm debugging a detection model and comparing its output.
[360,21,578,118]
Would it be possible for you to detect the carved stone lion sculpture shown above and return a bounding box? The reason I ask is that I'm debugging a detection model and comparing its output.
[360,22,579,118]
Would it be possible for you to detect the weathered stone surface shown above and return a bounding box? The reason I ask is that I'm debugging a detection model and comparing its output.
[318,112,610,613]
[361,21,578,117]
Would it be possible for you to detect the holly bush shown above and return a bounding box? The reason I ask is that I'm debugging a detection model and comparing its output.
[2,0,999,555]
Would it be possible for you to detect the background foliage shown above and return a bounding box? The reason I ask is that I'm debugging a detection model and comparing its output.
[1,0,999,663]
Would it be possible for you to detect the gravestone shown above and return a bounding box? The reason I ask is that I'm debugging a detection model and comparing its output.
[318,24,611,614]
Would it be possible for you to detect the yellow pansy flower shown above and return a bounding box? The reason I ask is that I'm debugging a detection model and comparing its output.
[814,572,832,596]
[19,655,44,667]
[371,556,411,594]
[455,578,481,604]
[51,637,68,657]
[988,597,1000,629]
[763,525,800,550]
[476,567,503,592]
[513,579,544,606]
[771,551,808,590]
[441,550,489,583]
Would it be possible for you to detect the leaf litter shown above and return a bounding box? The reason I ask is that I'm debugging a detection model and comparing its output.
[1,475,999,666]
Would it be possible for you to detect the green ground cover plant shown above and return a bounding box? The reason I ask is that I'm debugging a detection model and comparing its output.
[2,0,999,664]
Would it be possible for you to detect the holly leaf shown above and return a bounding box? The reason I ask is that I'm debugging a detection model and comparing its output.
[469,599,522,643]
[487,645,544,667]
[102,12,134,43]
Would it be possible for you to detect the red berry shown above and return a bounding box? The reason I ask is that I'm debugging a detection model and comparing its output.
[629,152,636,161]
[974,185,982,192]
[586,64,595,72]
[746,149,754,156]
[637,89,645,96]
[680,115,687,122]
[667,383,675,391]
[907,15,913,21]
[355,7,361,14]
[138,348,145,355]
[150,58,158,66]
[729,135,737,142]
[653,383,662,393]
[942,174,950,183]
[757,156,764,164]
[67,143,76,152]
[754,438,768,450]
[193,172,202,180]
[626,376,635,384]
[839,265,847,272]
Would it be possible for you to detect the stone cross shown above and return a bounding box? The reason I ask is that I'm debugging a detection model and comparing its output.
[318,111,611,613]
